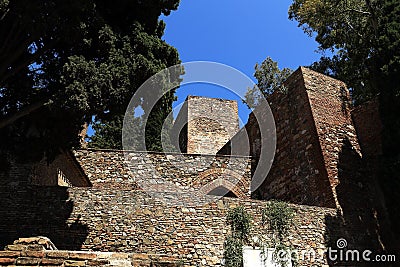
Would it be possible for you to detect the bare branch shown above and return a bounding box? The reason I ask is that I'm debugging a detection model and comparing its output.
[0,99,53,129]
[344,18,364,38]
[345,8,371,15]
[0,8,9,21]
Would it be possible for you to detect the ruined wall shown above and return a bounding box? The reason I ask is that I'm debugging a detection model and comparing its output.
[31,152,91,187]
[222,68,367,209]
[0,184,349,267]
[263,68,342,207]
[0,237,181,266]
[74,149,252,199]
[217,68,391,253]
[301,68,361,203]
[173,96,239,154]
[221,68,337,207]
[351,99,382,158]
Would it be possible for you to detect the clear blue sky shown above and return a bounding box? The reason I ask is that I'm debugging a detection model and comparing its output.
[88,1,321,136]
[161,0,322,125]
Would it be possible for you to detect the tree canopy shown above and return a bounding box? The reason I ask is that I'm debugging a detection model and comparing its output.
[289,0,399,104]
[244,57,292,109]
[0,0,182,163]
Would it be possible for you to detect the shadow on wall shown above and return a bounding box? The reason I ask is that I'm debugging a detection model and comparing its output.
[0,162,88,250]
[323,138,398,266]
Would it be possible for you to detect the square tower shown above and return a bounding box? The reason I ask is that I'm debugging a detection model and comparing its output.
[172,96,239,154]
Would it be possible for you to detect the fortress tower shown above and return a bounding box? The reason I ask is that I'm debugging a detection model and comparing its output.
[172,96,239,154]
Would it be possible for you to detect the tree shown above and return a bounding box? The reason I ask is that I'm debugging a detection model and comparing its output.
[0,0,181,163]
[244,57,292,108]
[289,0,400,243]
[289,0,381,103]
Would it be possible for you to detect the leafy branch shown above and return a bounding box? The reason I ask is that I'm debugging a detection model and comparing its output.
[224,206,252,267]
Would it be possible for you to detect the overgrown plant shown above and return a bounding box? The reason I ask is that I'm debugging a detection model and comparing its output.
[224,206,252,267]
[261,200,295,267]
[224,235,244,267]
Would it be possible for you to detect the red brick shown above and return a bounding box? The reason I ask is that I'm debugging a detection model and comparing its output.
[0,257,15,264]
[41,257,65,265]
[0,251,20,257]
[16,257,41,265]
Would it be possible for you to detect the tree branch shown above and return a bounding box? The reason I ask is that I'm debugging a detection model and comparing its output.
[0,35,36,80]
[0,38,57,85]
[365,0,378,36]
[344,18,364,38]
[0,99,53,129]
[0,8,9,21]
[344,8,371,15]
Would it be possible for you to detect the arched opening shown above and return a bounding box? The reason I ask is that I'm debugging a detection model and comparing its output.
[207,186,238,198]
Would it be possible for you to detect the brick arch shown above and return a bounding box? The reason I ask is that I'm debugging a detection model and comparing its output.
[197,168,249,199]
[199,178,247,199]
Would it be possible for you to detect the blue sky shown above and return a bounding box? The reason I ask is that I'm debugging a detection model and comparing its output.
[88,1,322,136]
[161,0,322,125]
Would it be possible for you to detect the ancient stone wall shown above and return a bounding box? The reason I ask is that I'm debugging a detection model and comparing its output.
[173,96,239,154]
[351,99,382,158]
[0,237,181,266]
[301,68,361,204]
[221,68,338,207]
[217,68,392,253]
[0,184,348,267]
[74,149,252,199]
[31,152,91,187]
[221,67,369,209]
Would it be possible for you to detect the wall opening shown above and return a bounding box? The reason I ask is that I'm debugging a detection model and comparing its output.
[207,186,238,198]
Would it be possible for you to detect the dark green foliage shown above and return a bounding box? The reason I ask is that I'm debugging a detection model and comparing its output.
[0,0,181,161]
[261,200,294,267]
[89,115,124,149]
[224,206,252,267]
[226,205,252,241]
[262,200,294,240]
[289,0,381,105]
[224,235,244,267]
[144,90,177,152]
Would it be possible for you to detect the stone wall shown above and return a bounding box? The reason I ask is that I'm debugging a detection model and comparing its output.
[31,151,91,187]
[221,67,368,209]
[221,67,339,208]
[173,96,239,154]
[74,149,252,199]
[301,68,361,205]
[263,68,338,207]
[0,237,181,266]
[0,184,349,266]
[351,99,382,158]
[218,67,392,254]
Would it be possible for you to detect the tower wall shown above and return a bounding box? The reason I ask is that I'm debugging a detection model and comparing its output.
[174,96,239,154]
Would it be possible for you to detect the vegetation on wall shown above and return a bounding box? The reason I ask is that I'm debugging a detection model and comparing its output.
[224,202,295,267]
[224,206,252,267]
[261,200,295,267]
